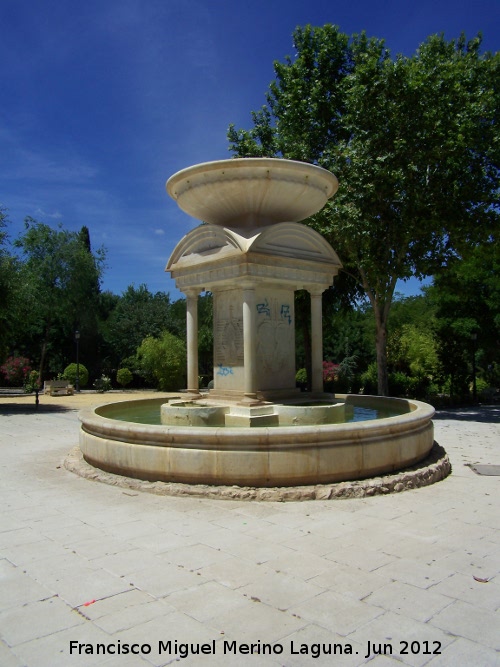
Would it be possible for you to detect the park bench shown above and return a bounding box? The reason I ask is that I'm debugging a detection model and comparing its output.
[44,380,75,396]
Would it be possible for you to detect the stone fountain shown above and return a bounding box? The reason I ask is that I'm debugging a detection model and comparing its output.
[164,158,342,425]
[78,158,435,489]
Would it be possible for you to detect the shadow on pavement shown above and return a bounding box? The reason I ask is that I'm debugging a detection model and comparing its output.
[0,402,75,416]
[433,405,500,424]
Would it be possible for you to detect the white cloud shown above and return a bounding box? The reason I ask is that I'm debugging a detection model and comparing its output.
[34,208,62,220]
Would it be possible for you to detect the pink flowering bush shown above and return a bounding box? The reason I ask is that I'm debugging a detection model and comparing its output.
[323,361,340,383]
[0,356,32,386]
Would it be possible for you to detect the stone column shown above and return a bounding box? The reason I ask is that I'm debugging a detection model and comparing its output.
[185,289,200,397]
[242,283,258,402]
[310,288,324,394]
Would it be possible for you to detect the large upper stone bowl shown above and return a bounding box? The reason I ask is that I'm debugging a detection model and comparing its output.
[166,158,338,228]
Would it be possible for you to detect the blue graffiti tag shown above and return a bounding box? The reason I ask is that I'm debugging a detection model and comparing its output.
[256,298,271,317]
[280,304,292,324]
[216,364,234,376]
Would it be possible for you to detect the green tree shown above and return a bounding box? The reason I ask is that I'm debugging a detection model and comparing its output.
[390,324,439,380]
[0,206,7,247]
[228,25,499,394]
[136,331,186,391]
[427,241,500,399]
[323,299,375,370]
[63,363,89,388]
[116,367,133,387]
[0,207,20,361]
[387,294,436,334]
[101,284,175,367]
[13,219,105,379]
[78,225,92,253]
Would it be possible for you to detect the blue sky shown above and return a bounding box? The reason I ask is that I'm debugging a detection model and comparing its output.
[1,0,499,301]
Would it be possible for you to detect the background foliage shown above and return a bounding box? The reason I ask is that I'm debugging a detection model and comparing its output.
[0,25,498,403]
[228,25,499,395]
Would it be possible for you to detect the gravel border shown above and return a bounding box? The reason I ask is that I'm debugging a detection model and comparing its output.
[64,442,451,502]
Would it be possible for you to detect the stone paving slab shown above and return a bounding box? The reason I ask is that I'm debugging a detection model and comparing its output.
[0,392,499,666]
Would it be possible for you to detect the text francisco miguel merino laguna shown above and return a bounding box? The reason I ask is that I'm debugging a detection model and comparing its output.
[69,638,441,659]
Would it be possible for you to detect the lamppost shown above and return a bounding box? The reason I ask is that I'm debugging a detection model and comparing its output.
[75,330,80,392]
[471,333,477,403]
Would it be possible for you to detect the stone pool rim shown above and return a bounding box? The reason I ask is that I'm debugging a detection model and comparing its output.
[78,394,435,488]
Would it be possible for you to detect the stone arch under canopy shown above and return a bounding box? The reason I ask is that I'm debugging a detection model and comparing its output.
[166,225,245,271]
[247,221,341,268]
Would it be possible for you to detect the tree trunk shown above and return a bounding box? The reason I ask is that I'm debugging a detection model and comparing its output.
[359,265,394,397]
[375,315,389,396]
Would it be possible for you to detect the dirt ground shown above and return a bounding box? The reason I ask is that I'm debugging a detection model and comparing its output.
[0,389,179,412]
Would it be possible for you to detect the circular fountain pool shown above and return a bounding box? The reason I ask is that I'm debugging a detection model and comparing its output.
[78,395,435,488]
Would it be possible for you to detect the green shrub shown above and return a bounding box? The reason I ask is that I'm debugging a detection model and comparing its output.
[475,377,494,401]
[361,363,434,398]
[116,367,133,387]
[24,370,40,393]
[388,371,419,397]
[360,362,378,394]
[94,374,112,393]
[63,363,88,388]
[336,354,358,393]
[390,325,439,380]
[136,331,186,391]
[295,368,308,384]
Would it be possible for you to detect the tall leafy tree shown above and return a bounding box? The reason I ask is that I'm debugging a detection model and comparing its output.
[427,241,500,399]
[13,219,105,379]
[228,25,499,394]
[101,284,174,366]
[0,206,8,248]
[0,207,20,361]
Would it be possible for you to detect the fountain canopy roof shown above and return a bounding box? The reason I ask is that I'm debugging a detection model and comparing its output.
[166,221,342,292]
[166,158,338,228]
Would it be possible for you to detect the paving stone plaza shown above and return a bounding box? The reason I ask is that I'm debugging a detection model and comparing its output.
[0,392,499,666]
